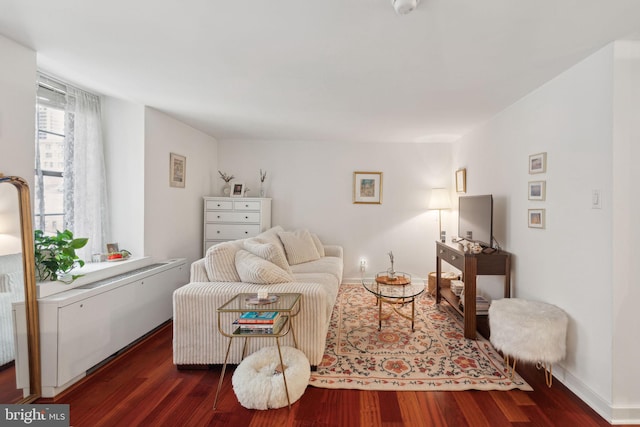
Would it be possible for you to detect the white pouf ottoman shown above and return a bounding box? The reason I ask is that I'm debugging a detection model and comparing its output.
[232,345,310,410]
[489,298,568,387]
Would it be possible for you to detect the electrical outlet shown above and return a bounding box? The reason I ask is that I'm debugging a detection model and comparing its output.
[592,189,602,209]
[360,258,367,272]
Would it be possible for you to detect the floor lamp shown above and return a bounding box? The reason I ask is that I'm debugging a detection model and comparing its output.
[428,188,451,242]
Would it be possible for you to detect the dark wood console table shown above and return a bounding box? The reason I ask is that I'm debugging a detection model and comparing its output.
[435,241,511,339]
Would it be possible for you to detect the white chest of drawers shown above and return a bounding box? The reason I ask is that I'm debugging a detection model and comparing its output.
[203,197,272,254]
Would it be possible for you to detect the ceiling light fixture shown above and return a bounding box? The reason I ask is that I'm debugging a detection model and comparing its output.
[392,0,420,15]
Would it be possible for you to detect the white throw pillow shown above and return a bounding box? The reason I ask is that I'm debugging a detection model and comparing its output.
[309,232,325,257]
[204,240,243,282]
[277,229,321,265]
[243,238,292,274]
[235,250,294,284]
[256,225,286,254]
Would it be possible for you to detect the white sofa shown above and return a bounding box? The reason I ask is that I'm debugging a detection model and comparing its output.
[0,253,24,366]
[173,226,342,367]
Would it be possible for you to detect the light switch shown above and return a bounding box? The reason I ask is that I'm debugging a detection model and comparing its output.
[592,189,602,209]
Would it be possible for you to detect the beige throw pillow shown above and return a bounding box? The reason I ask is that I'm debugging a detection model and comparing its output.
[309,232,325,257]
[243,238,292,273]
[235,250,294,284]
[278,229,321,265]
[204,240,243,282]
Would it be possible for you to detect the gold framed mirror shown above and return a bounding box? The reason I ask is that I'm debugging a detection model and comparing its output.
[0,174,41,403]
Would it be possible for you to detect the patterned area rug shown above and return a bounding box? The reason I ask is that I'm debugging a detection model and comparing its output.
[309,284,532,391]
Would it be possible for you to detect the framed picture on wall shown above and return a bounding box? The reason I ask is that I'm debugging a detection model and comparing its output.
[529,152,547,174]
[455,168,467,193]
[230,182,245,198]
[528,181,546,201]
[353,171,382,204]
[169,153,186,188]
[528,209,545,229]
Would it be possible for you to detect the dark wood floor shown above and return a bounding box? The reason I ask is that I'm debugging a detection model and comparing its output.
[39,321,623,427]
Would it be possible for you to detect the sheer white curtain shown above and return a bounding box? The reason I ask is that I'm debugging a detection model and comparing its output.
[63,87,110,260]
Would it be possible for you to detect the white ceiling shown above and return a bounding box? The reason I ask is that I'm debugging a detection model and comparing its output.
[2,0,640,143]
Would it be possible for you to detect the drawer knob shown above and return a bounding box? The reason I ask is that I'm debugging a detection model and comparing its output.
[217,231,220,234]
[217,204,221,207]
[217,215,221,219]
[245,231,249,234]
[245,216,249,219]
[245,204,249,208]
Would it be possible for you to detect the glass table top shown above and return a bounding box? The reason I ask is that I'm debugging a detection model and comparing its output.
[217,293,301,312]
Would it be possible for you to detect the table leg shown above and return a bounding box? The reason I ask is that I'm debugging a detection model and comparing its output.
[378,297,382,330]
[213,337,234,410]
[411,298,415,331]
[276,337,292,409]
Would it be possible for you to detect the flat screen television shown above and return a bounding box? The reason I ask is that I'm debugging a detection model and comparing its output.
[458,194,493,247]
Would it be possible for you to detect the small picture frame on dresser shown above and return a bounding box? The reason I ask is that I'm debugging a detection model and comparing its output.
[231,182,245,198]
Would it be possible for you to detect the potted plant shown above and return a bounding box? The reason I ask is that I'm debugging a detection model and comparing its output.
[34,229,88,283]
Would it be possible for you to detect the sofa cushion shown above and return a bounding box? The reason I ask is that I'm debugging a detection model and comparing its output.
[278,229,321,265]
[235,250,294,285]
[256,225,286,254]
[204,240,243,282]
[243,238,292,274]
[309,233,325,257]
[289,256,343,283]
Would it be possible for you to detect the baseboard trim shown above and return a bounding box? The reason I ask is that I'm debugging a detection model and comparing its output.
[553,364,614,423]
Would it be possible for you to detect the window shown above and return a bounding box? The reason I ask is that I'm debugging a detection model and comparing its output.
[35,76,67,234]
[34,73,109,258]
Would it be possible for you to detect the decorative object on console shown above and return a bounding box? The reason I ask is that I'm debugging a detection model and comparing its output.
[169,153,186,188]
[231,182,245,198]
[391,0,420,15]
[353,171,382,204]
[529,152,547,174]
[528,208,545,229]
[455,169,466,193]
[528,180,546,201]
[428,188,451,241]
[218,170,235,196]
[259,169,267,197]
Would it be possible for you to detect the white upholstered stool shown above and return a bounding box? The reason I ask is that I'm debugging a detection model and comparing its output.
[489,298,568,387]
[232,346,310,410]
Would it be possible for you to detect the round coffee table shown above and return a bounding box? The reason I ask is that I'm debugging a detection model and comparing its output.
[362,272,425,331]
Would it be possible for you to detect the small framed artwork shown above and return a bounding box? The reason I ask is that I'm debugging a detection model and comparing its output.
[529,152,547,174]
[231,182,245,198]
[353,171,382,204]
[528,209,545,229]
[106,243,119,254]
[169,153,186,188]
[455,168,467,193]
[528,180,546,201]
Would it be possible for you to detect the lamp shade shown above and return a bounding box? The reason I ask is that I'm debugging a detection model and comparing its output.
[428,188,451,210]
[392,0,420,15]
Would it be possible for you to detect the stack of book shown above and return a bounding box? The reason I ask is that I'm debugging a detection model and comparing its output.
[459,295,491,315]
[234,311,286,334]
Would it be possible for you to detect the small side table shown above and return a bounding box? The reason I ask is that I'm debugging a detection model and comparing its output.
[213,293,302,410]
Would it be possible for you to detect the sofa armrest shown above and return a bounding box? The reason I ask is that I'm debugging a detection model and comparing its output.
[190,259,209,282]
[323,245,343,259]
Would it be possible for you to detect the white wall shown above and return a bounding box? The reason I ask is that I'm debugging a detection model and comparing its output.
[611,40,640,422]
[453,44,628,421]
[144,108,218,265]
[102,97,146,256]
[218,140,452,281]
[0,34,36,182]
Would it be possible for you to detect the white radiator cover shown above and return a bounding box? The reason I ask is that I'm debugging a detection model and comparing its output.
[15,258,187,397]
